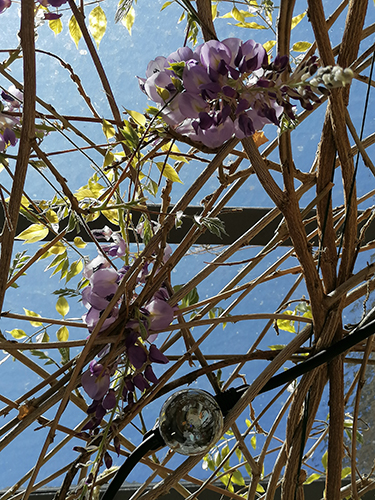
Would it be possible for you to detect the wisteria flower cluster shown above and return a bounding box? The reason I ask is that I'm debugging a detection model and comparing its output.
[0,85,22,152]
[139,39,354,148]
[80,226,174,440]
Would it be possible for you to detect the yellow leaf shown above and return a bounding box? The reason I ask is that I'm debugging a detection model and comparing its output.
[291,11,306,29]
[46,209,59,224]
[65,259,83,284]
[292,41,312,52]
[161,1,172,11]
[23,308,43,327]
[56,296,69,317]
[263,40,276,53]
[122,5,135,35]
[89,5,107,48]
[102,206,119,224]
[103,150,115,168]
[235,21,267,29]
[74,236,87,249]
[102,119,116,140]
[211,3,217,20]
[69,15,82,49]
[126,109,146,127]
[7,328,26,339]
[231,6,245,22]
[251,435,256,449]
[276,310,296,333]
[56,326,69,342]
[304,473,321,485]
[49,18,63,35]
[40,241,66,259]
[17,224,49,244]
[156,162,183,183]
[252,131,268,148]
[220,12,233,19]
[161,142,189,162]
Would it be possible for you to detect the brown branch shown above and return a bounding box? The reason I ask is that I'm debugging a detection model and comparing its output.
[0,2,35,314]
[67,0,131,156]
[31,141,89,215]
[196,0,217,42]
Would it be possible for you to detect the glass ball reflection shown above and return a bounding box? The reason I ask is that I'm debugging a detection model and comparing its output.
[158,389,224,456]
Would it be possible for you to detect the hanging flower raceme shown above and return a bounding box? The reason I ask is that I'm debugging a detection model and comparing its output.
[139,39,354,148]
[79,228,174,440]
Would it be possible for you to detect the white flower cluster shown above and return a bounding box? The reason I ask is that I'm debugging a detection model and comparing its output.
[309,66,354,88]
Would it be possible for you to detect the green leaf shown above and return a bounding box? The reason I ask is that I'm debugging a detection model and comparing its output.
[59,347,70,365]
[304,473,321,485]
[7,328,26,339]
[49,18,63,35]
[181,287,199,308]
[276,310,296,333]
[23,308,43,327]
[89,5,107,48]
[232,469,245,486]
[36,331,50,343]
[56,296,69,317]
[156,162,183,183]
[194,216,228,238]
[103,119,116,140]
[127,109,146,127]
[292,41,312,52]
[291,11,306,29]
[121,119,139,147]
[69,15,82,49]
[17,224,49,244]
[256,484,265,493]
[122,5,135,35]
[56,326,69,342]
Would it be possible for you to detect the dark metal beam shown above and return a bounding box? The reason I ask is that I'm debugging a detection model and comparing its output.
[2,479,373,500]
[4,205,375,246]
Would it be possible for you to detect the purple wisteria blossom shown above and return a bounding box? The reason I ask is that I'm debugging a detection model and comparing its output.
[0,86,22,152]
[0,0,11,14]
[79,228,174,437]
[140,39,354,148]
[81,360,110,400]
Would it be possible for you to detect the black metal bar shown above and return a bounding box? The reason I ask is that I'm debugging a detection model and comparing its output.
[7,205,375,246]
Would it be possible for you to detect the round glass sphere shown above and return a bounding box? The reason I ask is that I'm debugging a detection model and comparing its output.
[158,389,224,456]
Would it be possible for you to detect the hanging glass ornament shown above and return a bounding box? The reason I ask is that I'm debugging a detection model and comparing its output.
[158,388,224,456]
